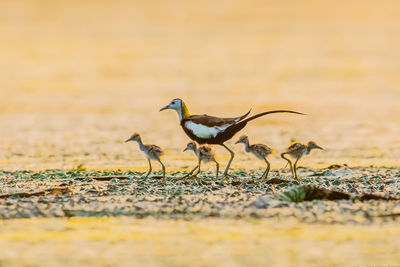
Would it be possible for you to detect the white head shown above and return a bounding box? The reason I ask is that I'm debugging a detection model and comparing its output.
[160,98,190,120]
[160,98,182,111]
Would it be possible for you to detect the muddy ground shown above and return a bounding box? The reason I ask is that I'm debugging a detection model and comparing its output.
[0,167,400,266]
[1,167,399,223]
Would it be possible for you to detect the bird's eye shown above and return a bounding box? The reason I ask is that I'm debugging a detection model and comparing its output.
[171,101,175,105]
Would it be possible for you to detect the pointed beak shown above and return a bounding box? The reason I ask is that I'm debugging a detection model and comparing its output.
[317,145,324,150]
[159,105,169,112]
[183,147,188,152]
[235,140,240,144]
[125,138,132,143]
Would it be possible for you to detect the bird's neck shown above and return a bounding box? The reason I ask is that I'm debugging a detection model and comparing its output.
[305,146,312,155]
[192,145,199,155]
[244,141,250,152]
[177,101,191,121]
[193,149,200,157]
[136,138,145,150]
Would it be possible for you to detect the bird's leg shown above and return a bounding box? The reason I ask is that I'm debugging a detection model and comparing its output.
[187,160,202,186]
[181,165,199,178]
[293,156,301,179]
[281,153,294,179]
[143,159,152,180]
[219,144,235,178]
[159,160,166,182]
[194,159,201,177]
[185,159,201,181]
[214,161,219,180]
[260,158,271,182]
[283,161,289,169]
[289,161,295,179]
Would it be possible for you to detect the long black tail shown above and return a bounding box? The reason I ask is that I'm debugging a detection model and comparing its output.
[221,110,305,143]
[240,110,305,125]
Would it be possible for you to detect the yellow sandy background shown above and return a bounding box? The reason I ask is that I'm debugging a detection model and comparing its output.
[0,0,399,170]
[0,217,399,267]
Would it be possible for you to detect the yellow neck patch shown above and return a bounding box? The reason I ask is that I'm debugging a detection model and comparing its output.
[180,101,191,119]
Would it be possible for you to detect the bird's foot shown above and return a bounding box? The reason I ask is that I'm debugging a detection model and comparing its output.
[218,173,236,179]
[217,173,237,184]
[181,173,191,179]
[185,174,199,180]
[258,175,269,184]
[176,173,199,181]
[173,176,186,181]
[178,169,197,179]
[140,171,152,180]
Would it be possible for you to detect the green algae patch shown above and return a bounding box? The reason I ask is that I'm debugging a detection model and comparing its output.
[1,168,400,224]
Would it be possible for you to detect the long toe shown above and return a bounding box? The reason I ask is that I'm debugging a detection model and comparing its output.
[177,172,193,180]
[185,174,198,180]
[219,173,236,179]
[143,171,151,179]
[262,171,270,182]
[142,174,150,180]
[294,169,298,179]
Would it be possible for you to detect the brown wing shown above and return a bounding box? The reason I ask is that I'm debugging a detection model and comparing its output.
[183,110,251,127]
[198,146,212,154]
[252,144,272,154]
[147,145,164,156]
[198,146,215,160]
[287,142,306,153]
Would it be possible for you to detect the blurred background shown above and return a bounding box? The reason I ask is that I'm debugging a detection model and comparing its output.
[0,0,399,170]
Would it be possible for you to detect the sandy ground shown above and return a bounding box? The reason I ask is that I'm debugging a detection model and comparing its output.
[0,167,399,266]
[0,217,399,267]
[1,167,400,222]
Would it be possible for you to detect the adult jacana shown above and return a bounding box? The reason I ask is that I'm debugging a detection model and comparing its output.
[160,98,304,177]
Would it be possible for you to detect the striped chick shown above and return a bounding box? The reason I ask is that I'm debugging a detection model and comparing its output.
[125,133,166,181]
[281,141,323,179]
[235,135,273,181]
[183,142,219,179]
